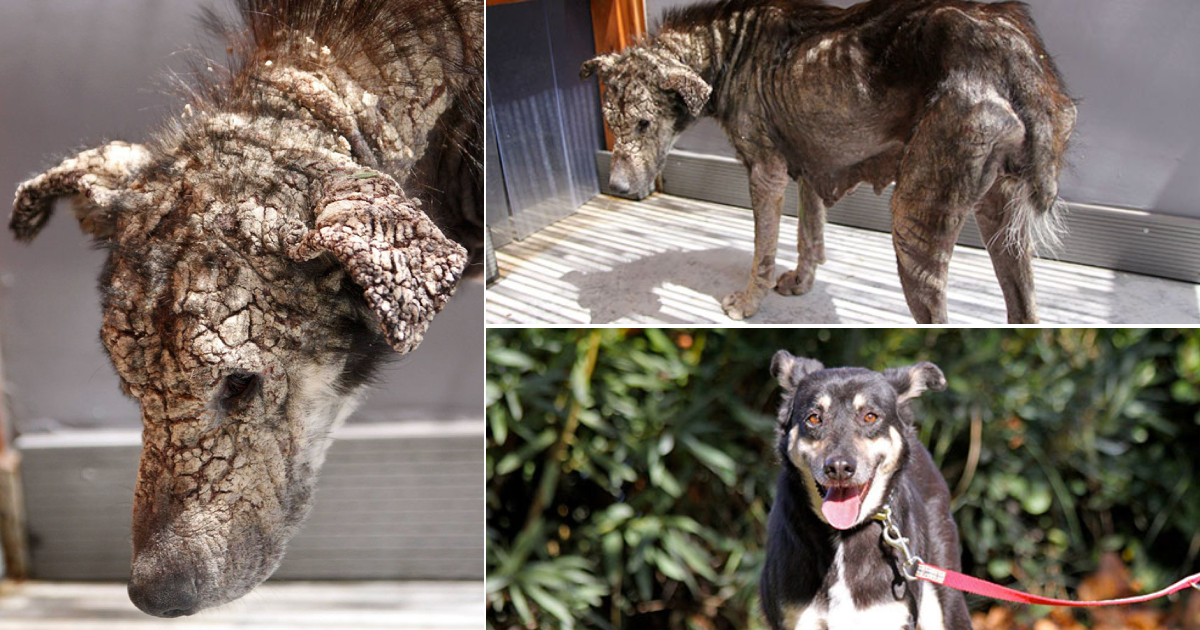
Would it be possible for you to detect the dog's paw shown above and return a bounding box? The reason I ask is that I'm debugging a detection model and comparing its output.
[775,268,816,296]
[721,291,761,320]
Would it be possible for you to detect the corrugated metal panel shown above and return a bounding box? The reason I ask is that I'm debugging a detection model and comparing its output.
[487,0,603,240]
[487,1,577,239]
[15,422,483,581]
[544,0,604,206]
[485,228,500,283]
[597,150,1200,283]
[485,110,514,250]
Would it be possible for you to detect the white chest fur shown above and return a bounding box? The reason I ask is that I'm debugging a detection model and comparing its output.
[789,545,915,630]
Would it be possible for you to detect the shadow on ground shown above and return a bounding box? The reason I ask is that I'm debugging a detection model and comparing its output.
[564,247,841,324]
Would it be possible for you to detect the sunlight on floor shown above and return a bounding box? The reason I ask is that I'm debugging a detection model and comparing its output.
[487,194,1200,325]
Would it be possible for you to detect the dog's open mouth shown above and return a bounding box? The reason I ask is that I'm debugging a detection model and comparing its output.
[817,479,872,530]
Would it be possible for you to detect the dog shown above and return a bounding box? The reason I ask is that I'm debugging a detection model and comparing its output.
[761,351,971,629]
[582,0,1076,324]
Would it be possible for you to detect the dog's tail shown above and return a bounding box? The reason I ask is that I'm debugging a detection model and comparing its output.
[997,176,1066,254]
[997,5,1077,253]
[1002,101,1076,252]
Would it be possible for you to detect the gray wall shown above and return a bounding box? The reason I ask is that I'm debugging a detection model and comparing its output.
[647,0,1200,218]
[0,0,483,434]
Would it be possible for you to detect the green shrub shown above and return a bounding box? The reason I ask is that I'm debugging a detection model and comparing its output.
[486,329,1200,630]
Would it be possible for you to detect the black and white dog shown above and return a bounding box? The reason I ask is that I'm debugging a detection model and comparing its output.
[761,352,971,630]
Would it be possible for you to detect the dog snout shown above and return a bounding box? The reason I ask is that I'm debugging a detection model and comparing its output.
[128,565,200,617]
[128,533,204,618]
[609,171,632,194]
[823,456,856,482]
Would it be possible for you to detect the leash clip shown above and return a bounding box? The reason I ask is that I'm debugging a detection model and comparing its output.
[873,505,925,581]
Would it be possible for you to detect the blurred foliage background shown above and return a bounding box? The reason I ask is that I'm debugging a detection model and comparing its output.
[485,329,1200,630]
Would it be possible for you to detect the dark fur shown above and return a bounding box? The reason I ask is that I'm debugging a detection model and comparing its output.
[763,355,970,629]
[585,0,1076,324]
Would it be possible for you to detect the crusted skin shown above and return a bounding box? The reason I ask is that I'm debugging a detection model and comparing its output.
[288,175,466,354]
[9,0,479,616]
[583,0,1076,324]
[11,142,154,241]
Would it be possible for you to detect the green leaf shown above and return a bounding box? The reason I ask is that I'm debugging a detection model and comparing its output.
[489,347,536,370]
[509,584,533,626]
[504,389,523,422]
[484,379,503,407]
[595,503,634,532]
[1021,483,1052,515]
[988,558,1013,579]
[683,435,738,485]
[488,407,507,445]
[664,530,716,581]
[525,583,574,629]
[495,429,555,476]
[648,547,690,583]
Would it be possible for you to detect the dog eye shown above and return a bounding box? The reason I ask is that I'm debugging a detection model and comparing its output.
[219,372,259,408]
[636,119,650,132]
[806,413,821,426]
[864,412,878,423]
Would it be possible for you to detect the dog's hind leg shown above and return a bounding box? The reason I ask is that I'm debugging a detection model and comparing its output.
[891,193,969,324]
[975,181,1039,323]
[892,83,1025,324]
[722,155,788,320]
[775,180,826,296]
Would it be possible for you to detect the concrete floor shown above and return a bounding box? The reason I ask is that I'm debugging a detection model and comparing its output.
[0,581,482,630]
[487,194,1200,325]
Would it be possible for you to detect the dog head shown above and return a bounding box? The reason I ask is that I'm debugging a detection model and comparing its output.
[771,351,946,530]
[10,130,465,615]
[581,50,711,197]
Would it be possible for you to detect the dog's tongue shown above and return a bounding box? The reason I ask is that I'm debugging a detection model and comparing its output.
[822,486,863,530]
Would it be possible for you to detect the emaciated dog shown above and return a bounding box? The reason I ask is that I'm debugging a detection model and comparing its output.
[763,352,970,629]
[582,0,1075,324]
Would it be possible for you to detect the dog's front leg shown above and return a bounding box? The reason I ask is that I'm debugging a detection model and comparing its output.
[722,156,788,320]
[776,180,826,296]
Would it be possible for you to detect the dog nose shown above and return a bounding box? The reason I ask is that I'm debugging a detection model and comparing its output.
[128,567,200,617]
[609,173,631,194]
[823,457,856,481]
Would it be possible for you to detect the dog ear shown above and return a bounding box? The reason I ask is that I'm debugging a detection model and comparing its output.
[659,65,711,117]
[884,362,946,403]
[580,54,617,79]
[287,172,468,355]
[771,351,824,393]
[11,141,153,242]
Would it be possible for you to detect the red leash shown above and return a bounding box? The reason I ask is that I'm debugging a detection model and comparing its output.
[913,562,1200,607]
[874,506,1200,607]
